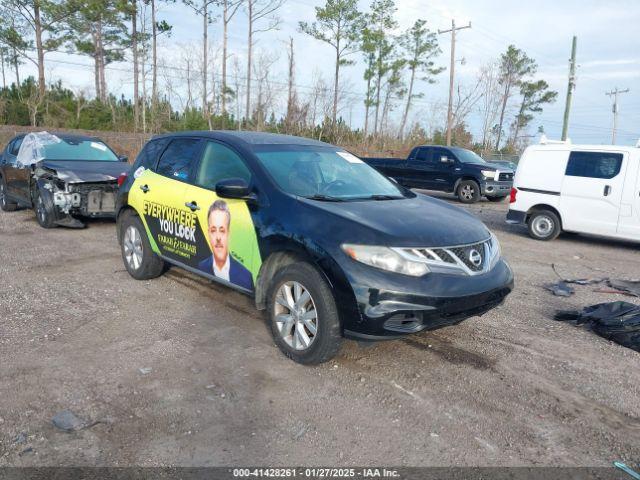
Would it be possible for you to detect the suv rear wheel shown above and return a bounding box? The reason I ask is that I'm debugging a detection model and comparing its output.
[0,179,17,212]
[457,180,480,203]
[119,212,166,280]
[528,209,561,241]
[267,262,342,365]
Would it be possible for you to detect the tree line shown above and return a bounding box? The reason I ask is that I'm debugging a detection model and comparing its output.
[0,0,558,153]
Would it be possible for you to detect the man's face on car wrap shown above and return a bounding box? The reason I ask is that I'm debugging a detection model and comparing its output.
[208,208,230,269]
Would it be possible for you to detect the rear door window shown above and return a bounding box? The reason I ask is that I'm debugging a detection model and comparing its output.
[155,138,202,181]
[566,151,623,179]
[414,147,431,162]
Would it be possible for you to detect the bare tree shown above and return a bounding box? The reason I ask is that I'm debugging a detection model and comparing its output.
[477,62,502,154]
[251,49,278,131]
[221,0,243,127]
[451,76,484,131]
[244,0,284,124]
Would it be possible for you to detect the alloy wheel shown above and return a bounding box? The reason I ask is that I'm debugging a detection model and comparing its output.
[274,281,318,351]
[461,184,475,200]
[0,183,5,207]
[123,225,144,271]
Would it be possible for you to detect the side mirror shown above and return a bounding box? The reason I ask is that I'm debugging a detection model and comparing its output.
[118,155,129,163]
[441,156,453,164]
[215,178,254,201]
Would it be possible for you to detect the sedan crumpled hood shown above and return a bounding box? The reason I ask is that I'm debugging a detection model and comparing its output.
[300,192,491,248]
[38,160,128,183]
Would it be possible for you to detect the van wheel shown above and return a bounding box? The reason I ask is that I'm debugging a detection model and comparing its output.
[528,210,561,241]
[457,180,480,203]
[34,189,56,228]
[267,262,343,365]
[119,212,166,280]
[0,179,17,212]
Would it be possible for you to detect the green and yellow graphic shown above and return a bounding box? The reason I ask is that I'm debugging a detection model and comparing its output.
[129,169,261,291]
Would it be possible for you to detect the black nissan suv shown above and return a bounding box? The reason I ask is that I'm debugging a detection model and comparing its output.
[115,131,513,364]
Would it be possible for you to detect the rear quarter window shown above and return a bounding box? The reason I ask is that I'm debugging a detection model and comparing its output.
[566,151,623,179]
[134,138,170,170]
[155,138,202,181]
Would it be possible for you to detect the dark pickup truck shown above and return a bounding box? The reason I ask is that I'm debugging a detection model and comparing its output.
[363,145,514,203]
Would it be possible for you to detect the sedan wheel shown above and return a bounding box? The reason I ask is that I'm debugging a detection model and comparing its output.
[123,224,144,271]
[274,281,318,351]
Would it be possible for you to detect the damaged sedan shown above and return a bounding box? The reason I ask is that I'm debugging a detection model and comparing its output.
[0,132,129,228]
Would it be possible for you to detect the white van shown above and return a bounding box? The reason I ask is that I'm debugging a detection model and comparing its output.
[507,138,640,242]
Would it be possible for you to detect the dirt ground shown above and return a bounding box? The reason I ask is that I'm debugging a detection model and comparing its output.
[0,192,639,467]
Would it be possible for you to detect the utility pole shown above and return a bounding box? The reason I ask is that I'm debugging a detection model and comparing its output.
[439,20,471,146]
[561,36,577,141]
[605,87,630,144]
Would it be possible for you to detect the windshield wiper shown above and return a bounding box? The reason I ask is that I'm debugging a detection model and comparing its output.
[303,194,345,202]
[358,194,404,201]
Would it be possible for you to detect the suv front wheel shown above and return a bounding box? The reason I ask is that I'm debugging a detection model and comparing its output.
[267,262,343,365]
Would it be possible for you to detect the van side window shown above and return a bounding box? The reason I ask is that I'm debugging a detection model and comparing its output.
[566,151,623,179]
[196,141,251,190]
[156,138,201,180]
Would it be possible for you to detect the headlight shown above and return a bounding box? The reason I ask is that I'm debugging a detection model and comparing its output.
[341,244,429,277]
[481,170,497,180]
[489,231,501,268]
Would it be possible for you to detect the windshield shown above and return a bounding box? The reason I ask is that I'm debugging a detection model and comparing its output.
[254,147,406,200]
[43,139,119,162]
[453,148,487,165]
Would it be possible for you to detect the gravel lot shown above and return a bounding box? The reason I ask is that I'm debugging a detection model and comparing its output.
[0,192,639,467]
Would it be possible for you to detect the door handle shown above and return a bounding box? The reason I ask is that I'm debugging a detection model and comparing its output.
[185,201,200,211]
[604,185,611,196]
[139,184,149,193]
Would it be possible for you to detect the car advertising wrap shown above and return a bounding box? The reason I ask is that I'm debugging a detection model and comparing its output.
[129,169,260,291]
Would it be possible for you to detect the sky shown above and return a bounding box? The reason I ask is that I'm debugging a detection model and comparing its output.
[18,0,640,146]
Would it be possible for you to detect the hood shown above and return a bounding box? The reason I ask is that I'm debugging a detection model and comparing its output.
[484,162,514,172]
[38,160,128,183]
[300,193,490,248]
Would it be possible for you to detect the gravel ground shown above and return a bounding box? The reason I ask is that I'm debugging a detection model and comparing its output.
[0,192,639,467]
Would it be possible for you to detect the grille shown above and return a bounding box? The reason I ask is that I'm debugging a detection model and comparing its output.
[403,238,494,275]
[498,172,513,181]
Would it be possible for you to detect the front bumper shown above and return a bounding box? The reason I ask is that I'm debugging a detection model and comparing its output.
[481,180,512,197]
[341,258,514,340]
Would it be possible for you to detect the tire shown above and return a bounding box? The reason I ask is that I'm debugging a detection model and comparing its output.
[528,209,561,241]
[456,180,481,203]
[34,188,56,228]
[0,179,17,212]
[119,211,166,280]
[267,262,343,365]
[487,195,507,202]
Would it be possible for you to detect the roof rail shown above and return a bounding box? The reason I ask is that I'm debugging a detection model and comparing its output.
[539,134,571,145]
